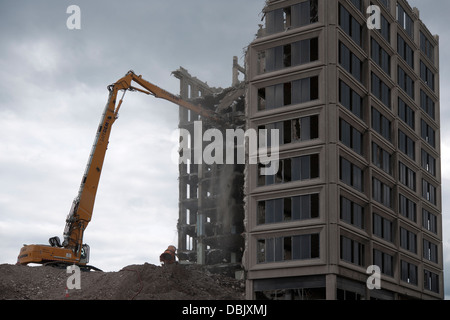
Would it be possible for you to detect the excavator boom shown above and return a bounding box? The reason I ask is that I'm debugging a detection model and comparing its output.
[17,71,223,268]
[115,71,223,123]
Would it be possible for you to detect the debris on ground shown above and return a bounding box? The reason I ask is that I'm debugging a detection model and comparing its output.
[0,263,245,300]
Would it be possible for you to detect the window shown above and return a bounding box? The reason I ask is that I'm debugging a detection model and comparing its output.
[398,66,414,99]
[265,0,318,34]
[294,38,319,65]
[401,260,418,285]
[263,38,318,73]
[264,45,283,72]
[259,115,318,146]
[423,239,438,263]
[421,119,436,148]
[424,270,440,293]
[372,107,391,142]
[291,115,319,142]
[373,249,393,276]
[259,154,319,186]
[378,13,390,43]
[350,0,362,11]
[291,154,320,181]
[372,178,392,208]
[423,209,437,234]
[340,157,364,192]
[421,149,436,176]
[340,42,362,83]
[257,238,279,263]
[265,9,284,35]
[399,162,416,191]
[398,130,415,160]
[340,119,363,155]
[397,34,414,69]
[420,31,435,63]
[258,84,280,110]
[371,73,391,108]
[398,97,414,129]
[258,76,319,110]
[257,233,319,263]
[292,77,319,105]
[371,38,390,75]
[422,179,437,205]
[399,194,416,222]
[372,142,392,175]
[258,198,284,225]
[420,61,435,91]
[339,4,362,46]
[420,90,435,119]
[257,193,319,224]
[340,196,364,229]
[379,0,390,9]
[397,4,413,39]
[400,227,417,253]
[339,80,363,119]
[292,234,320,260]
[373,213,393,242]
[292,194,319,221]
[340,236,365,266]
[291,0,318,28]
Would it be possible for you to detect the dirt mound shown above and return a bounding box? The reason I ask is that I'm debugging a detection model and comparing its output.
[0,263,245,300]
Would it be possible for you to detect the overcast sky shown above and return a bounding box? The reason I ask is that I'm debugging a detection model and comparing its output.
[0,0,449,298]
[0,0,266,271]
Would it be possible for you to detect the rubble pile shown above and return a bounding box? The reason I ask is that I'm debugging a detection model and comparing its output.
[0,263,245,300]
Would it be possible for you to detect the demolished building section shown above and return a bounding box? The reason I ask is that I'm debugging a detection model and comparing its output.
[173,63,246,278]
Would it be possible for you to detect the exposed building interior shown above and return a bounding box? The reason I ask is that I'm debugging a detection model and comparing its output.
[173,63,247,278]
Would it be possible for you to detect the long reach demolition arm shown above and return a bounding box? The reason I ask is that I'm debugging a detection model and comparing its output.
[17,71,222,269]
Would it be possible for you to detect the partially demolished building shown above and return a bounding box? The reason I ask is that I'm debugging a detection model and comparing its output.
[173,0,443,300]
[173,64,246,278]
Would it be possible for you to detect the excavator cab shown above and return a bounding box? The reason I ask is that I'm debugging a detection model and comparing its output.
[46,236,89,264]
[49,236,62,247]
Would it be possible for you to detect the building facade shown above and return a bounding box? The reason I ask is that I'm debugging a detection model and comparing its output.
[244,0,443,299]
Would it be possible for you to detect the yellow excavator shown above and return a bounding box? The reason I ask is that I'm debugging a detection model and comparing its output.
[16,70,222,270]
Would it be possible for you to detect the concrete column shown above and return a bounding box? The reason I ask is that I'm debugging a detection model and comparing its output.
[326,274,337,300]
[245,279,254,300]
[232,56,245,87]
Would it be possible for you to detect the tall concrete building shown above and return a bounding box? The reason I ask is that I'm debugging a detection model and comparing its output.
[244,0,443,299]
